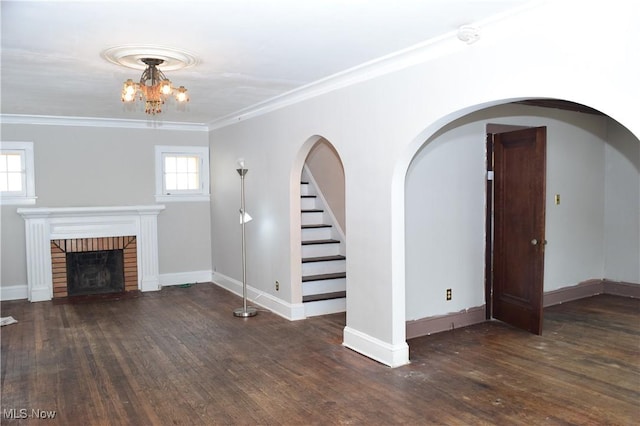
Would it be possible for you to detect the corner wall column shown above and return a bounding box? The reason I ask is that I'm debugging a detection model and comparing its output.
[24,216,53,302]
[139,211,162,292]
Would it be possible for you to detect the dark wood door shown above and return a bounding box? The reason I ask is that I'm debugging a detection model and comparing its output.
[492,127,546,335]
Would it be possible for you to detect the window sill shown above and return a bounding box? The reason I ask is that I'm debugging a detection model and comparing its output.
[0,196,37,206]
[155,194,210,203]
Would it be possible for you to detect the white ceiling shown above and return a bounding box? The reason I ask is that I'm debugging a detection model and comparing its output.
[1,0,533,127]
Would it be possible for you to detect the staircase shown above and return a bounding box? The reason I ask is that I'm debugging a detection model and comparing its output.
[300,170,346,317]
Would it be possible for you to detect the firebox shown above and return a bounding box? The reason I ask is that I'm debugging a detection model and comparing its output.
[66,250,125,296]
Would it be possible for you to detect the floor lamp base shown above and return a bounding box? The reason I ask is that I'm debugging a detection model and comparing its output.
[233,307,258,317]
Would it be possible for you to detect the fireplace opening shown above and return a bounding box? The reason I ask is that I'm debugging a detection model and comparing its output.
[66,250,125,297]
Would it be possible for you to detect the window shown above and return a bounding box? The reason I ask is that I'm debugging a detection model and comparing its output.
[155,145,210,202]
[0,141,36,205]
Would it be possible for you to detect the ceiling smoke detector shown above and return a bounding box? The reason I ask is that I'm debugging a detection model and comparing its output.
[457,25,480,44]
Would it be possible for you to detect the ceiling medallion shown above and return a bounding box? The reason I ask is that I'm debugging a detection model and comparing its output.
[102,45,198,115]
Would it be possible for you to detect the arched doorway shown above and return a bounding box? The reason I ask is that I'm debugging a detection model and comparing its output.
[291,136,347,318]
[403,99,639,341]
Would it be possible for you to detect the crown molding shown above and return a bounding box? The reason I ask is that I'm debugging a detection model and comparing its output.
[207,31,457,130]
[0,114,208,132]
[207,0,543,131]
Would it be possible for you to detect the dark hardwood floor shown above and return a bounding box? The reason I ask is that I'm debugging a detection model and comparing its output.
[1,285,638,425]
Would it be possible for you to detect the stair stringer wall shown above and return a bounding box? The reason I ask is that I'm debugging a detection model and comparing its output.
[302,164,346,256]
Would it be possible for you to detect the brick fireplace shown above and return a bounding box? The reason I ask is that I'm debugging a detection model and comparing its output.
[17,205,165,302]
[51,236,138,298]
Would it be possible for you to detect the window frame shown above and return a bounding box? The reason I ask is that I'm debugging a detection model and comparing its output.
[0,141,36,206]
[154,145,210,203]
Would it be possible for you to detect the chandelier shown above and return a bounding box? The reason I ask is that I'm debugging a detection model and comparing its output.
[121,58,189,115]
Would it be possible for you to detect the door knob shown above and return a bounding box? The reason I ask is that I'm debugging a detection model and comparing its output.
[531,238,538,245]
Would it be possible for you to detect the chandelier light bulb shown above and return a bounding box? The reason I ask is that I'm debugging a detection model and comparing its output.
[125,83,135,96]
[175,86,189,103]
[121,79,137,103]
[161,81,172,95]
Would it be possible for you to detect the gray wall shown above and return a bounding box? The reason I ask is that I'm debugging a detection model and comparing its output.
[1,123,212,289]
[405,104,639,321]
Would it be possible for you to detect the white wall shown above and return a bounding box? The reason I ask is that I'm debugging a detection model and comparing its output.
[0,123,212,290]
[208,1,640,366]
[405,117,486,321]
[604,119,640,282]
[305,138,345,232]
[544,109,607,290]
[209,115,300,302]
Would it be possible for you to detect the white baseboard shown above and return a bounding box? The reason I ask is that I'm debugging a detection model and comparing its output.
[212,271,306,321]
[343,326,410,368]
[0,271,215,301]
[160,270,214,287]
[0,285,28,301]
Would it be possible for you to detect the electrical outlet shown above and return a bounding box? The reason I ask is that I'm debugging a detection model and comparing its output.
[446,288,452,301]
[275,281,280,291]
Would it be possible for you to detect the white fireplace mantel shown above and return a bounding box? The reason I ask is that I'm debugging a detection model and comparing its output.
[17,205,165,302]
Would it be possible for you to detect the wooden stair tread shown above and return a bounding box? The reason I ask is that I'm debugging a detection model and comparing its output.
[302,255,346,263]
[302,272,346,282]
[300,178,347,308]
[303,291,346,303]
[301,239,340,245]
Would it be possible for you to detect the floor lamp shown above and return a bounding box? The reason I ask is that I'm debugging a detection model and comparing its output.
[234,162,257,317]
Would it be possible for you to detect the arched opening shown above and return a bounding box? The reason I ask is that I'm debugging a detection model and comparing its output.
[291,136,347,319]
[402,99,639,342]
